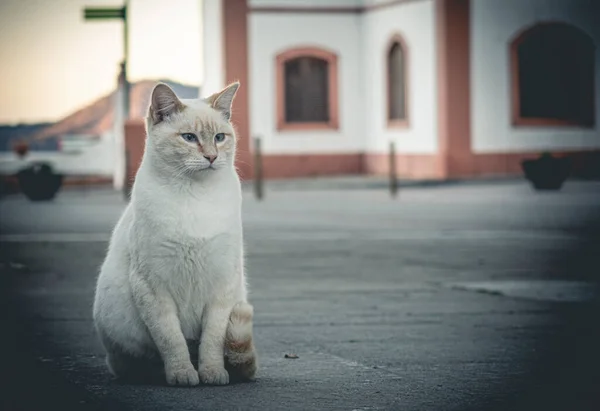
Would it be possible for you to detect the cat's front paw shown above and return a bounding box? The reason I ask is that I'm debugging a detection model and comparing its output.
[165,363,200,386]
[199,364,230,385]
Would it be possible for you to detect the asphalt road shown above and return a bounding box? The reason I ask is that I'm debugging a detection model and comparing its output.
[1,180,599,411]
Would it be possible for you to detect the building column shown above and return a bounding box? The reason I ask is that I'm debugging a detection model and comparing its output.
[436,0,472,179]
[222,0,252,179]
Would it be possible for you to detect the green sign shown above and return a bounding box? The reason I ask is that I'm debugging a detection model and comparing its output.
[84,7,126,20]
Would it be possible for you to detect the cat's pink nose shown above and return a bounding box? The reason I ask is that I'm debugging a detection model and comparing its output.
[204,155,217,164]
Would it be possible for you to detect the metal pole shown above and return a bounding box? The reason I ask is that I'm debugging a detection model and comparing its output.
[254,137,263,200]
[123,148,131,201]
[82,2,130,195]
[122,0,130,120]
[122,1,130,201]
[389,141,398,198]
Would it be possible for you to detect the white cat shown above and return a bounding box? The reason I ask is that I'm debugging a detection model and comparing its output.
[93,82,257,386]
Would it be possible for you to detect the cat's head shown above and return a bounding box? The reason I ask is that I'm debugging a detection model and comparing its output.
[144,82,240,176]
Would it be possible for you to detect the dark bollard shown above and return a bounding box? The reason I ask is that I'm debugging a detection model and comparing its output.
[123,149,132,201]
[254,136,263,201]
[389,141,398,198]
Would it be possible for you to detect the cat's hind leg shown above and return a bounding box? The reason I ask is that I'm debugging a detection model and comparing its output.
[224,302,258,382]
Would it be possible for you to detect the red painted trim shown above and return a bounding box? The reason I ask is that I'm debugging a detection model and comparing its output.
[275,46,339,131]
[509,21,596,128]
[472,150,600,177]
[365,0,428,11]
[364,149,600,179]
[252,6,362,14]
[365,154,439,179]
[436,0,472,179]
[386,33,410,129]
[250,0,427,14]
[124,119,145,186]
[223,0,252,179]
[62,176,113,187]
[262,153,363,179]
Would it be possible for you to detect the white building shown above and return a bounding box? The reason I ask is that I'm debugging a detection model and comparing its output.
[201,0,600,180]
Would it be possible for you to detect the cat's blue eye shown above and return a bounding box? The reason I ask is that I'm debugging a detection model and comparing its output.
[181,133,198,143]
[215,133,226,143]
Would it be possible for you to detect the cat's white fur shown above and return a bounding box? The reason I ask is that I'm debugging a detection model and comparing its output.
[93,82,257,386]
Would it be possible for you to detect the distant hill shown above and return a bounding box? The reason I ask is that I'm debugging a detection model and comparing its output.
[0,80,199,151]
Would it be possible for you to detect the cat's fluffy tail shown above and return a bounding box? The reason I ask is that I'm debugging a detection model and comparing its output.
[225,301,258,381]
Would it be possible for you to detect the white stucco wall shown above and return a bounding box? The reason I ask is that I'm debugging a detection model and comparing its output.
[201,0,224,96]
[471,0,600,153]
[249,0,363,7]
[362,0,438,154]
[248,12,363,154]
[362,0,404,7]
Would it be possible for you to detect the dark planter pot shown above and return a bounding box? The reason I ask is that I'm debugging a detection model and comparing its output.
[16,163,63,201]
[521,155,572,191]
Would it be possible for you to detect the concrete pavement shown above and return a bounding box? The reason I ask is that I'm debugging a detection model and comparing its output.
[1,180,599,410]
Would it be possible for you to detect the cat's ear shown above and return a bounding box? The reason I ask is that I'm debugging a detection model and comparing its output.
[148,83,184,125]
[205,82,239,121]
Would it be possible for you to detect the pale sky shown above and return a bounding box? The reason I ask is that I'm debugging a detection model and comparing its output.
[0,0,203,124]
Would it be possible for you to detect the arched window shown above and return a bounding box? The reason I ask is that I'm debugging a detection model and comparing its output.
[276,47,338,130]
[387,35,409,127]
[511,22,595,127]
